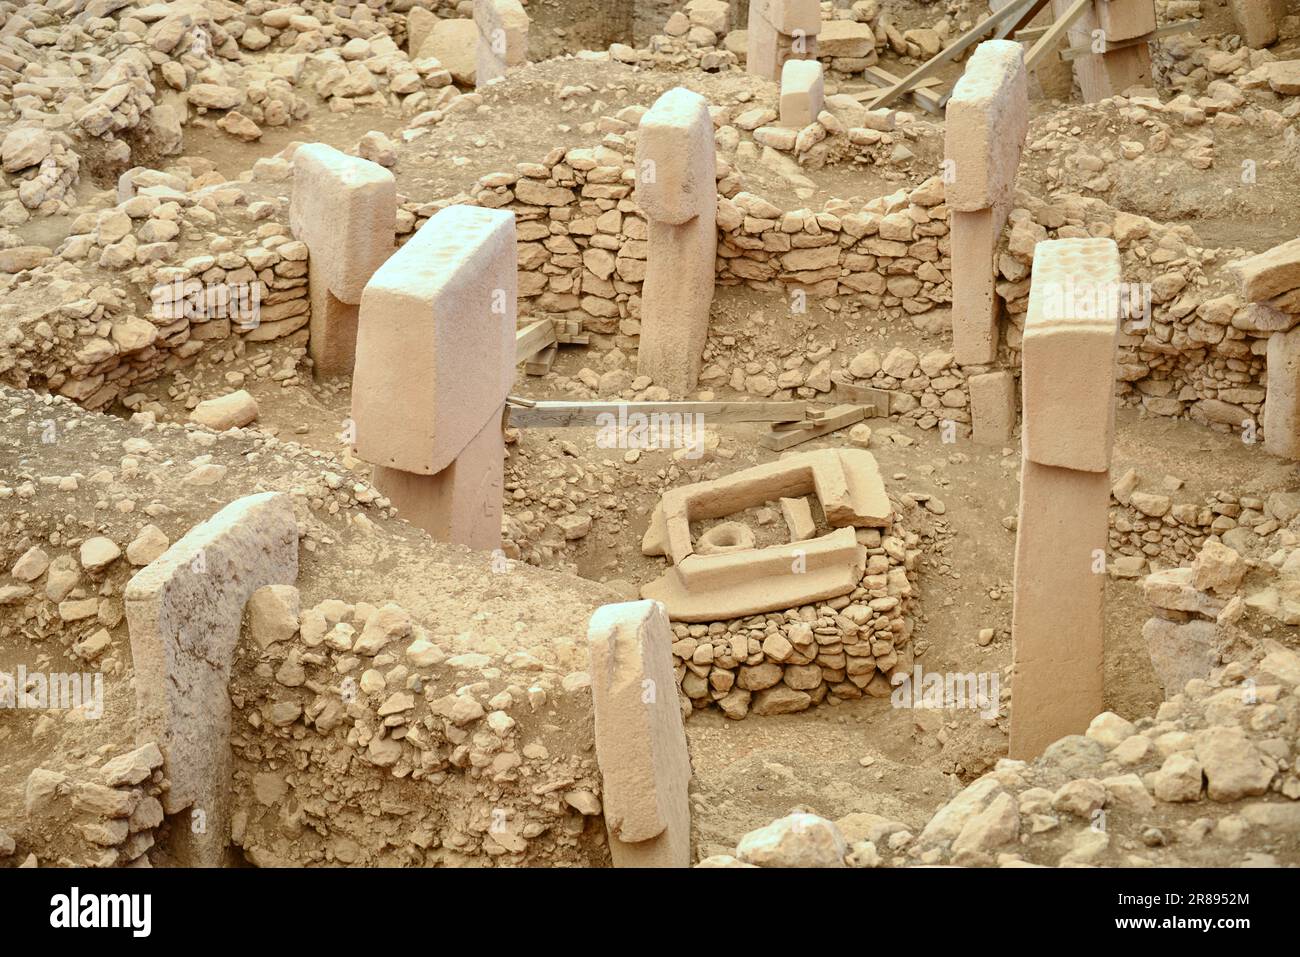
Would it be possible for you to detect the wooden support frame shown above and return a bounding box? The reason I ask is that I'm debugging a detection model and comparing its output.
[866,0,1041,111]
[515,316,589,375]
[1025,0,1092,71]
[515,318,557,364]
[1058,19,1196,61]
[858,66,945,114]
[757,404,869,451]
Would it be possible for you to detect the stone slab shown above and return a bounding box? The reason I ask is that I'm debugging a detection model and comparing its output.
[1021,238,1120,473]
[124,492,298,866]
[588,600,692,867]
[1009,463,1108,759]
[352,205,517,476]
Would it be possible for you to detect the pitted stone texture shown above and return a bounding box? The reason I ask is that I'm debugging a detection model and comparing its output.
[588,600,691,867]
[945,40,1029,212]
[352,205,517,476]
[124,492,298,866]
[1022,238,1121,473]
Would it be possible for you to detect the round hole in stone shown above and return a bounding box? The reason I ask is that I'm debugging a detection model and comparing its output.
[696,520,756,555]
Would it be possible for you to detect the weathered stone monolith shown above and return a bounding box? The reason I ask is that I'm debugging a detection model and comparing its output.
[945,39,1029,367]
[290,143,396,377]
[351,204,516,550]
[125,492,299,866]
[1009,238,1120,759]
[747,0,821,80]
[635,87,717,394]
[475,0,529,87]
[588,600,692,867]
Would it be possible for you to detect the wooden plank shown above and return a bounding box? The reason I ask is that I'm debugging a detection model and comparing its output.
[515,318,556,364]
[858,66,945,114]
[1025,0,1092,72]
[866,0,1039,110]
[999,0,1053,40]
[506,399,813,429]
[524,343,557,376]
[1015,25,1050,42]
[830,371,894,414]
[1058,20,1196,61]
[758,405,868,451]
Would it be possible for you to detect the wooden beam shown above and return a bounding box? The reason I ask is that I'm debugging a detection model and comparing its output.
[830,371,894,414]
[757,405,869,451]
[1015,25,1050,42]
[515,318,557,364]
[866,0,1039,110]
[999,0,1053,41]
[1025,0,1092,72]
[524,343,557,376]
[1058,20,1197,61]
[506,399,813,429]
[859,66,944,114]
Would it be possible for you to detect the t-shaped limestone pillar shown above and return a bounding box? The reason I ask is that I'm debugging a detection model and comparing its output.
[474,0,529,87]
[1009,238,1120,759]
[748,0,822,80]
[290,143,396,378]
[125,492,299,866]
[588,600,692,867]
[1055,0,1155,101]
[351,204,517,550]
[1230,236,1300,458]
[945,39,1028,368]
[635,87,717,395]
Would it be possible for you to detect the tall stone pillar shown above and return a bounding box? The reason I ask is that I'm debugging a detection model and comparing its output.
[475,0,530,87]
[635,87,717,395]
[747,0,822,80]
[351,205,517,551]
[588,600,692,867]
[1009,238,1121,759]
[290,143,396,378]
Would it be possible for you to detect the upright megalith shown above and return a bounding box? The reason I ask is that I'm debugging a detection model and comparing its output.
[1232,237,1300,458]
[1055,0,1155,101]
[587,600,692,867]
[968,370,1017,446]
[747,0,821,80]
[1009,238,1120,759]
[779,57,824,128]
[351,204,517,551]
[944,39,1029,368]
[290,143,396,378]
[474,0,529,87]
[1232,0,1283,48]
[635,87,717,395]
[124,492,299,866]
